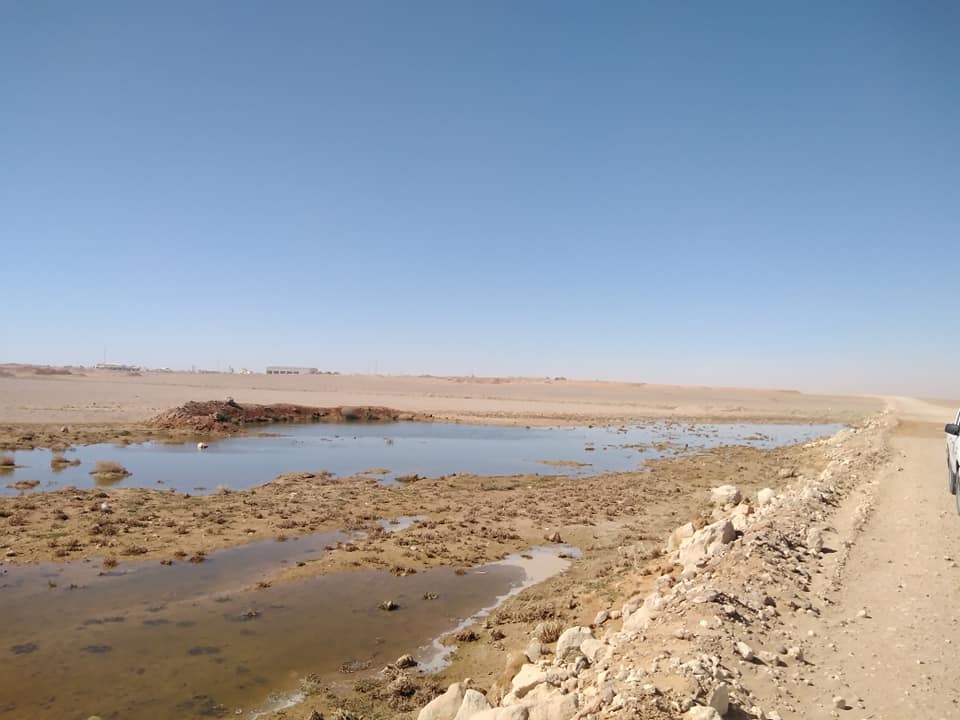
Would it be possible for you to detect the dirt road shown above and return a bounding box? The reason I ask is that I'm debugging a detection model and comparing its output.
[809,398,960,718]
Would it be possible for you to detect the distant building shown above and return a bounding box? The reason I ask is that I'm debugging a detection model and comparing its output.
[96,363,140,372]
[265,366,319,375]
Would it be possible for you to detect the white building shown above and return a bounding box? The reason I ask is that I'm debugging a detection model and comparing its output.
[265,366,318,375]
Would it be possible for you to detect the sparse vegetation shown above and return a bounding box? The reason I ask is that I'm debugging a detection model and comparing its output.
[50,452,80,469]
[90,460,130,478]
[536,618,566,644]
[33,366,73,375]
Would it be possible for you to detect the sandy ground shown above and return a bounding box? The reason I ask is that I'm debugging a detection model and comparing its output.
[805,397,960,717]
[0,368,882,427]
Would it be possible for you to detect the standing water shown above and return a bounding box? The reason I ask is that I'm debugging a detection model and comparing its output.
[0,420,844,495]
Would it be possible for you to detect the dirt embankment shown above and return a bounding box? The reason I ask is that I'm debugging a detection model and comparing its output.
[0,400,425,451]
[146,399,420,432]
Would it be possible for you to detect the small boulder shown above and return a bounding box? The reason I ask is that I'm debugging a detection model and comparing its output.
[470,707,528,720]
[396,654,418,668]
[667,522,695,552]
[735,641,755,661]
[554,627,593,663]
[419,683,467,720]
[708,683,729,716]
[543,530,562,543]
[524,640,543,663]
[710,485,741,506]
[757,488,776,507]
[454,689,491,720]
[678,520,736,572]
[580,638,604,663]
[805,527,824,552]
[683,707,722,720]
[511,664,548,698]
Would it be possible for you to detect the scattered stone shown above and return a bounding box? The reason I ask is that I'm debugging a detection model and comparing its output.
[710,485,741,506]
[418,682,466,720]
[554,626,593,663]
[832,696,846,710]
[684,706,722,720]
[525,640,543,663]
[805,527,824,552]
[757,488,776,506]
[395,654,417,669]
[594,610,609,626]
[708,683,729,716]
[678,520,736,572]
[379,600,399,611]
[453,689,491,720]
[735,641,755,661]
[543,530,562,543]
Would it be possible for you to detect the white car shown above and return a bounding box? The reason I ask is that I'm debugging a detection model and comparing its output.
[946,413,960,510]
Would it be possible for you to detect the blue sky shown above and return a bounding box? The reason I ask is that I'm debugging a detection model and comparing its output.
[2,2,958,395]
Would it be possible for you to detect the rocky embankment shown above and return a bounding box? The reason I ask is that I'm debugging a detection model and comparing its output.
[411,414,891,720]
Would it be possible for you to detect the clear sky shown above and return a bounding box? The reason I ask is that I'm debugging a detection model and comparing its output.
[2,2,958,396]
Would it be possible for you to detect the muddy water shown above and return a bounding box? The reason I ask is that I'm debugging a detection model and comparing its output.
[0,531,574,720]
[1,421,845,495]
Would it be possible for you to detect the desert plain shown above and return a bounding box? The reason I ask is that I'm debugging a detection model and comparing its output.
[0,367,956,720]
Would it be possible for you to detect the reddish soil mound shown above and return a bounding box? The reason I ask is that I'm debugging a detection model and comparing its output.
[148,400,411,433]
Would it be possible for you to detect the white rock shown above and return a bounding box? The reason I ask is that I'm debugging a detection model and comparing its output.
[805,527,824,552]
[708,683,729,716]
[731,512,750,533]
[667,522,696,551]
[832,696,846,709]
[593,610,609,626]
[511,664,548,698]
[678,520,736,572]
[580,638,604,663]
[683,706,722,720]
[419,683,467,720]
[622,592,666,632]
[710,485,741,506]
[470,708,528,720]
[735,641,755,661]
[525,640,543,663]
[757,488,775,506]
[524,690,578,720]
[454,690,492,720]
[554,627,593,664]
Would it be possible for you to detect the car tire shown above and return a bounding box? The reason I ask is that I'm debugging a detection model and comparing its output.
[950,457,957,495]
[956,477,960,515]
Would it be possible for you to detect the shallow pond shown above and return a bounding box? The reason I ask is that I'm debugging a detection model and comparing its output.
[0,524,577,719]
[0,420,844,495]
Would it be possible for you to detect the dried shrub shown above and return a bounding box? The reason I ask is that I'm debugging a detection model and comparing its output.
[536,619,565,644]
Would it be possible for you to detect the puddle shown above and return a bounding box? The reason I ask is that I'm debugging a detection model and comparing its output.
[377,515,428,532]
[1,421,844,495]
[0,528,574,720]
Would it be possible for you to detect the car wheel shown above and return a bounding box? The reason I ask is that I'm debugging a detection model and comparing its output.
[956,476,960,514]
[950,457,957,495]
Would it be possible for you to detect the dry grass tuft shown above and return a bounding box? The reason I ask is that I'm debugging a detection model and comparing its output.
[535,618,566,644]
